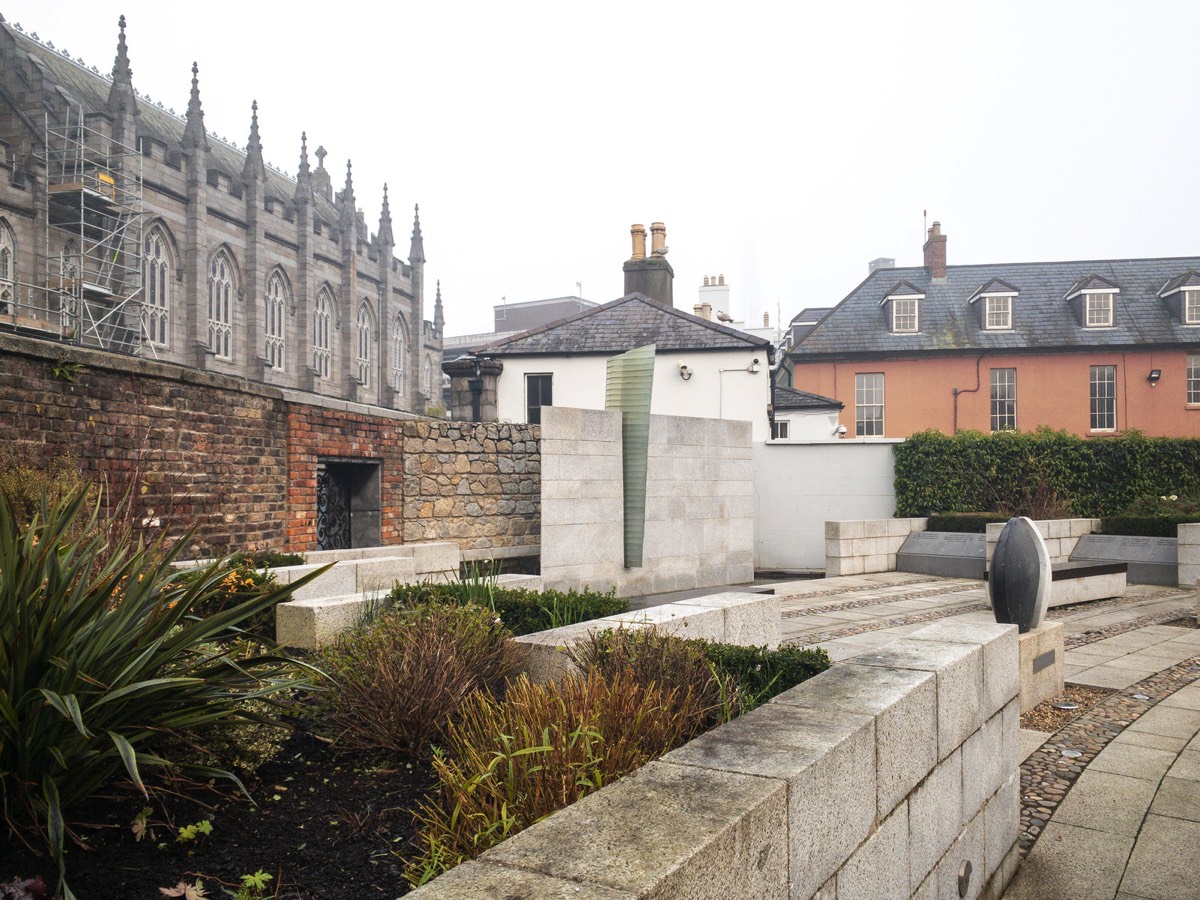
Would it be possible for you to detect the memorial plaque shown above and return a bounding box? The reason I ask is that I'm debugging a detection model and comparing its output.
[989,517,1050,633]
[1071,534,1178,586]
[896,531,987,579]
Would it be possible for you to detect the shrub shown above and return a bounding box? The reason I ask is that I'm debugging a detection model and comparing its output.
[894,429,1200,518]
[1100,516,1200,538]
[186,562,281,639]
[568,627,731,728]
[0,487,323,900]
[926,513,1010,533]
[228,549,306,569]
[405,669,711,885]
[385,581,629,636]
[697,642,831,710]
[313,601,527,758]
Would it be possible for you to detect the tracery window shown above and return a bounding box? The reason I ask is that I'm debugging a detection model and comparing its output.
[265,272,287,370]
[207,250,234,359]
[356,300,373,387]
[313,287,332,378]
[0,219,15,313]
[391,314,406,395]
[142,228,171,346]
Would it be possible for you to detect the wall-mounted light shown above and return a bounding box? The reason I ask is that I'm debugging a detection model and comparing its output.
[1148,369,1162,386]
[677,362,693,381]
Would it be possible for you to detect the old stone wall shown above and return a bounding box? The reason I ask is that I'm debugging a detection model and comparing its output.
[0,333,539,556]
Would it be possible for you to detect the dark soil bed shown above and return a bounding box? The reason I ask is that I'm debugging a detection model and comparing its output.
[3,725,432,900]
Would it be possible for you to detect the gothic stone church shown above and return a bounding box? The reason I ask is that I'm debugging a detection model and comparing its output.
[0,15,442,412]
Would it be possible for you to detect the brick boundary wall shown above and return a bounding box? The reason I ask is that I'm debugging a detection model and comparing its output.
[0,333,539,555]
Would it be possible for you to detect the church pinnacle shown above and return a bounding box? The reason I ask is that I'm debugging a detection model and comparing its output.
[181,61,208,151]
[410,203,424,264]
[106,15,138,141]
[242,100,265,181]
[377,183,394,247]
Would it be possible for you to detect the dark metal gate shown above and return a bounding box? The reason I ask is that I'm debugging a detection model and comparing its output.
[316,466,352,551]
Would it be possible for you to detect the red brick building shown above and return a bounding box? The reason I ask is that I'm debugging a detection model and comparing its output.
[787,224,1200,438]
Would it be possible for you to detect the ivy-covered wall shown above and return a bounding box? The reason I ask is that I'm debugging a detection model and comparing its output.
[894,429,1200,518]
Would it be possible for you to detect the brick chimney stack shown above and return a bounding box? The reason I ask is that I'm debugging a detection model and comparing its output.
[923,221,947,280]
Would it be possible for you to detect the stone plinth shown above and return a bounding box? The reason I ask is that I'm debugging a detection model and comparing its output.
[1018,622,1064,713]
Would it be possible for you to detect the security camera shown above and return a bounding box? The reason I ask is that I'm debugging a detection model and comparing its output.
[678,361,688,369]
[834,425,848,436]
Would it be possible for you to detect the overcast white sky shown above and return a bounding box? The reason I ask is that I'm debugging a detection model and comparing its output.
[9,1,1199,336]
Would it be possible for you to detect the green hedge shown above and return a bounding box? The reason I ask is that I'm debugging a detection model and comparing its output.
[386,582,629,636]
[1099,516,1200,538]
[696,642,830,709]
[925,513,1010,533]
[894,429,1200,518]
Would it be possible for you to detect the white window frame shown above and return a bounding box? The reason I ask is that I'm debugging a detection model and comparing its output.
[771,420,790,440]
[1185,289,1200,326]
[989,368,1016,432]
[855,372,884,436]
[207,251,234,360]
[1188,354,1200,405]
[1085,292,1114,328]
[983,294,1014,330]
[264,272,286,371]
[313,287,332,379]
[142,229,170,347]
[891,296,919,333]
[1089,365,1117,431]
[356,301,373,387]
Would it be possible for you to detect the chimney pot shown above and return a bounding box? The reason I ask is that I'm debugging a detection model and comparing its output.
[650,221,666,255]
[763,311,769,327]
[718,274,725,285]
[630,224,646,260]
[703,275,710,286]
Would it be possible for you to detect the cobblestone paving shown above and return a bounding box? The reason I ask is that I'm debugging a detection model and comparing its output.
[792,603,990,644]
[1018,656,1200,857]
[1064,605,1193,648]
[780,581,981,619]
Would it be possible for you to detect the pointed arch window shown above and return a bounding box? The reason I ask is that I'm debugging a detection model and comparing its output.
[356,300,373,387]
[423,355,433,398]
[265,272,287,370]
[0,219,15,313]
[207,250,234,359]
[60,240,81,282]
[313,287,332,378]
[391,314,406,395]
[142,228,171,346]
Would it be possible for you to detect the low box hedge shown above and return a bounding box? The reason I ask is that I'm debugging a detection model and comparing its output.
[925,513,1010,534]
[1100,515,1200,538]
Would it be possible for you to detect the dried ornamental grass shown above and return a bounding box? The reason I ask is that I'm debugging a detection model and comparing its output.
[406,668,717,885]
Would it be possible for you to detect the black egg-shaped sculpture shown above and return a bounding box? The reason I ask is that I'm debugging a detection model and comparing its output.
[989,516,1051,633]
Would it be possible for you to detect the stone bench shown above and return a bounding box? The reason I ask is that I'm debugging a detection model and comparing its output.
[1048,560,1127,607]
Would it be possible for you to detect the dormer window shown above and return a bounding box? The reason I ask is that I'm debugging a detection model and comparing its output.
[1085,292,1114,327]
[1156,272,1200,325]
[880,280,924,334]
[968,279,1018,332]
[1066,276,1120,329]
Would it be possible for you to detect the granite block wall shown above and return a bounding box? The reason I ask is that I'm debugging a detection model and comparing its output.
[539,407,754,596]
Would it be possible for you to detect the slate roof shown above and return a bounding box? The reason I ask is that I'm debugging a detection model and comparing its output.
[476,292,772,356]
[773,385,843,411]
[9,23,339,222]
[792,256,1200,360]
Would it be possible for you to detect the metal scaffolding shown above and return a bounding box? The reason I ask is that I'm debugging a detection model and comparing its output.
[7,107,147,355]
